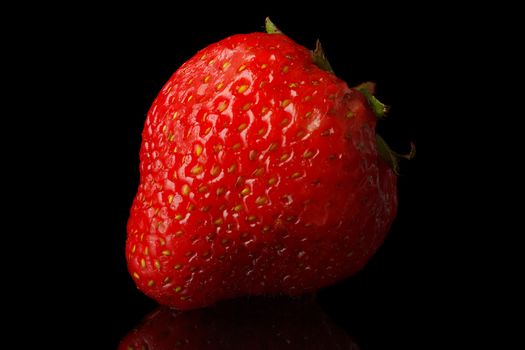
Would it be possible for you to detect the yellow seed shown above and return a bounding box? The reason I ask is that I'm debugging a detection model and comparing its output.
[181,184,190,196]
[185,251,194,257]
[216,187,225,196]
[163,276,171,284]
[237,84,249,94]
[194,144,203,157]
[242,103,252,111]
[167,133,175,142]
[200,54,207,60]
[174,286,182,293]
[291,172,302,179]
[202,250,210,258]
[282,65,289,73]
[303,150,315,159]
[198,184,208,193]
[144,247,149,256]
[304,96,312,102]
[280,153,290,162]
[213,144,223,153]
[180,296,189,301]
[261,63,268,69]
[140,233,145,242]
[252,167,264,176]
[268,143,278,152]
[289,83,298,88]
[213,218,223,225]
[174,263,182,270]
[140,258,146,268]
[215,82,224,91]
[227,164,237,173]
[346,111,354,119]
[222,61,231,70]
[162,250,171,256]
[240,187,250,196]
[258,128,266,136]
[221,238,229,245]
[201,205,210,212]
[187,78,194,85]
[304,111,312,119]
[204,75,211,83]
[175,214,183,220]
[249,150,258,161]
[154,260,161,270]
[232,143,241,150]
[255,196,268,205]
[210,165,220,177]
[247,215,257,222]
[159,238,165,246]
[280,118,289,126]
[296,130,305,138]
[162,125,167,133]
[131,244,136,253]
[133,272,140,280]
[148,280,155,287]
[233,204,243,212]
[268,177,277,186]
[217,101,227,112]
[238,64,247,72]
[281,99,291,108]
[237,123,247,131]
[203,127,212,135]
[208,59,215,65]
[262,225,271,233]
[261,106,269,115]
[190,164,203,175]
[187,95,193,102]
[187,203,195,211]
[175,230,184,237]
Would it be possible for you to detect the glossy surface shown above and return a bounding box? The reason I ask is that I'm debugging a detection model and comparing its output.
[126,32,397,309]
[119,296,359,349]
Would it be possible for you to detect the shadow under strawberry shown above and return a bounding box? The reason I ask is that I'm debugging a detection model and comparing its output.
[118,295,359,349]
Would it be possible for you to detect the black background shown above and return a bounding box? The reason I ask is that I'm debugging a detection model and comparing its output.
[24,6,469,349]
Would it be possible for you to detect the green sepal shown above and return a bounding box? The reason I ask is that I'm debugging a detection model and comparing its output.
[265,17,282,34]
[376,135,416,175]
[311,39,334,73]
[356,83,389,119]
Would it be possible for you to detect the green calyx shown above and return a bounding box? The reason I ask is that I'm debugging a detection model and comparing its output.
[354,82,413,174]
[356,82,389,119]
[265,17,333,74]
[376,135,416,175]
[264,18,414,174]
[312,39,334,73]
[265,17,282,34]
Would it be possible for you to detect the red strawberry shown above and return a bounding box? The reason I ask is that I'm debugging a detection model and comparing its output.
[126,19,410,309]
[118,296,359,349]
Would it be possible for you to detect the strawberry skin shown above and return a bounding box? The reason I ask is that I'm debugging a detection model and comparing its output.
[126,31,397,309]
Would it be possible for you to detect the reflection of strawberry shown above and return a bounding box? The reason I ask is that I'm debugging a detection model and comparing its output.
[118,296,359,349]
[127,19,409,309]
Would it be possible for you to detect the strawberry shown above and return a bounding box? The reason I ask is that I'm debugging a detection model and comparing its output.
[118,296,359,349]
[126,19,410,309]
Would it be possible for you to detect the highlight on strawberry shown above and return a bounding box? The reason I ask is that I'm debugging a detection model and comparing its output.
[126,18,414,309]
